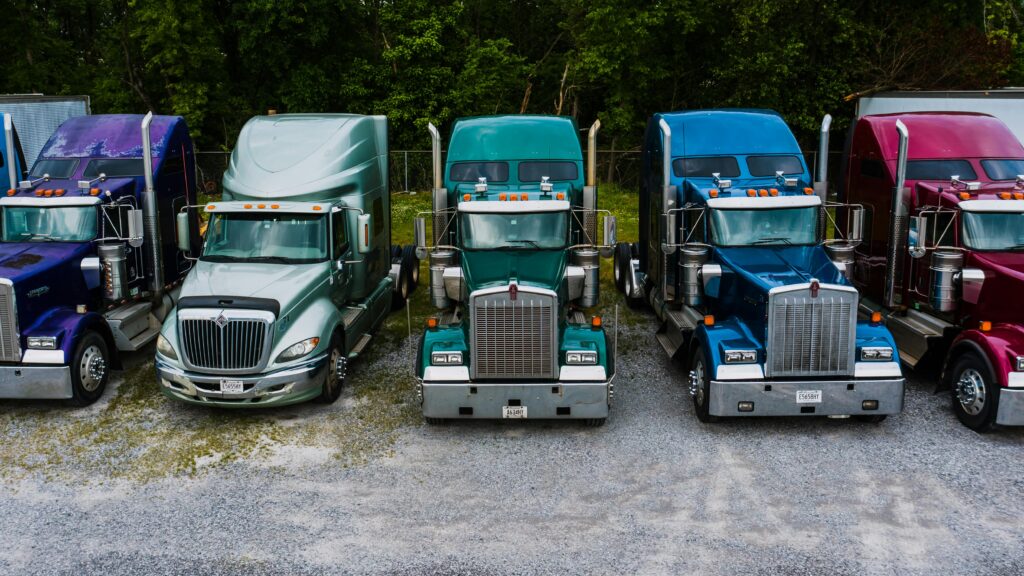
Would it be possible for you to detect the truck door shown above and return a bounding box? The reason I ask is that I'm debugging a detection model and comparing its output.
[330,209,352,309]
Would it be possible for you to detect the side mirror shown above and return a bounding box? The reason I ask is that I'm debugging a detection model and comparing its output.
[357,213,372,254]
[601,216,617,257]
[414,217,427,259]
[847,206,865,245]
[908,214,927,259]
[175,211,192,253]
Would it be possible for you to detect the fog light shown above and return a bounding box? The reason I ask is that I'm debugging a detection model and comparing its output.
[862,400,879,411]
[738,401,754,412]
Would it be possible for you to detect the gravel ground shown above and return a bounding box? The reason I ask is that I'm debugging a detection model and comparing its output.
[1,313,1022,576]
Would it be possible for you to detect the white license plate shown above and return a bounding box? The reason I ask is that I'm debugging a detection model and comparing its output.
[220,380,244,394]
[796,390,822,404]
[502,405,527,419]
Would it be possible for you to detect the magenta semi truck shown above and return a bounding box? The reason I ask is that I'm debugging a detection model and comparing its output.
[841,111,1024,431]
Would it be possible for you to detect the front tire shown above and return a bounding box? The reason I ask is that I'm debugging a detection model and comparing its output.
[316,335,345,404]
[69,331,109,407]
[391,250,413,310]
[690,345,719,423]
[950,352,999,432]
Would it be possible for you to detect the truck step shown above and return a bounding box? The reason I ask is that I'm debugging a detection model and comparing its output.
[348,333,372,358]
[341,306,364,330]
[104,302,157,351]
[884,309,953,368]
[656,331,683,358]
[569,310,586,324]
[125,324,160,352]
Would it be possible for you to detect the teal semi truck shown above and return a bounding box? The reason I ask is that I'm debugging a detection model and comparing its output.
[414,115,616,425]
[156,114,417,407]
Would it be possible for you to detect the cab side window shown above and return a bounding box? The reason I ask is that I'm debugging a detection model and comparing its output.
[372,198,384,236]
[860,158,885,179]
[332,211,348,258]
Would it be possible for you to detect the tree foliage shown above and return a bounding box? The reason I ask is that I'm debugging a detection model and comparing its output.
[1,0,1022,151]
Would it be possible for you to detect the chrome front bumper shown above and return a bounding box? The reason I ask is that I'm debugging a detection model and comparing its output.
[156,354,328,407]
[708,377,905,417]
[0,365,73,399]
[996,387,1024,426]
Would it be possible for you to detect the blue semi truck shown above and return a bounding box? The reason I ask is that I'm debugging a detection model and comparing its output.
[0,113,197,405]
[615,109,906,422]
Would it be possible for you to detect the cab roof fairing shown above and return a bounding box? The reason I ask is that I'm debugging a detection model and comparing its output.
[861,112,1024,162]
[37,114,183,160]
[446,115,584,165]
[222,114,388,203]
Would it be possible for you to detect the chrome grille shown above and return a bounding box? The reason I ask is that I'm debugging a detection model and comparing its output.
[178,309,273,373]
[471,286,556,379]
[766,284,856,377]
[0,280,19,362]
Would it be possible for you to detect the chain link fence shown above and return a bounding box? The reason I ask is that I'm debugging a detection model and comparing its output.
[195,149,844,196]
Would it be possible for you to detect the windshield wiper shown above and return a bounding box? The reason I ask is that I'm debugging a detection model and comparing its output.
[497,239,542,249]
[200,254,244,262]
[242,256,295,264]
[750,237,793,245]
[20,233,57,242]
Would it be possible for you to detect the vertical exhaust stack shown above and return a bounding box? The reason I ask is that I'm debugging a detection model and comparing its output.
[814,114,832,201]
[884,119,910,308]
[658,118,677,302]
[3,114,17,190]
[141,112,165,308]
[583,119,600,243]
[428,123,449,246]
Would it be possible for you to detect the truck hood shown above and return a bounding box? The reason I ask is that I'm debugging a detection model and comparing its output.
[182,260,329,318]
[715,246,846,293]
[0,242,94,331]
[461,250,567,293]
[968,251,1024,322]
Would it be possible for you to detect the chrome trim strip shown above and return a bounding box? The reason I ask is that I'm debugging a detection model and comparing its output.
[854,361,902,378]
[707,195,822,209]
[457,200,570,213]
[559,365,607,381]
[716,363,765,380]
[423,366,471,381]
[22,349,65,364]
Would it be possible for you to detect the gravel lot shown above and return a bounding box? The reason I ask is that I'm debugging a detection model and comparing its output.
[1,310,1023,576]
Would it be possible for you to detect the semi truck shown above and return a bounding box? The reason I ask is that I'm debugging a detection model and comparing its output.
[413,115,617,425]
[841,111,1024,431]
[615,109,905,422]
[0,112,197,405]
[156,114,418,407]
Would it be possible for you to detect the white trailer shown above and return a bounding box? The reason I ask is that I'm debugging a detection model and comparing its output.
[856,89,1024,144]
[0,94,90,166]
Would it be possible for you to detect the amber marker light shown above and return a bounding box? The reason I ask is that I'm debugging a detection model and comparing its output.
[5,189,13,196]
[34,189,43,197]
[206,204,216,210]
[312,205,322,211]
[703,315,715,327]
[271,204,280,209]
[463,194,471,201]
[556,192,564,200]
[90,188,101,196]
[709,189,719,198]
[803,187,814,195]
[426,317,438,329]
[43,190,53,197]
[999,192,1012,200]
[591,316,602,328]
[244,204,252,209]
[769,188,779,196]
[1015,193,1024,200]
[257,204,266,209]
[980,321,992,332]
[870,311,882,325]
[747,189,756,197]
[758,189,768,197]
[959,192,971,200]
[54,189,65,196]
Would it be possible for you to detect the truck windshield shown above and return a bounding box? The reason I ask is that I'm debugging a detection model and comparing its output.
[450,162,509,182]
[906,160,977,181]
[962,211,1024,251]
[518,161,578,182]
[461,211,568,250]
[202,212,328,263]
[672,157,740,178]
[709,206,818,247]
[1,206,98,242]
[980,159,1024,181]
[746,155,804,177]
[83,159,145,178]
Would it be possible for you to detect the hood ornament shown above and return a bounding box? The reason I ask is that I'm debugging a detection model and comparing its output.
[214,313,229,328]
[810,279,820,298]
[509,283,518,301]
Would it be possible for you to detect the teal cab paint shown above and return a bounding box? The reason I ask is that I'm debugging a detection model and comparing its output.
[414,115,616,425]
[615,109,905,422]
[156,114,419,407]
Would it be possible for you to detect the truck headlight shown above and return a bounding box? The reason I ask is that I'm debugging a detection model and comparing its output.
[156,333,177,360]
[566,351,598,365]
[860,347,894,361]
[1016,356,1024,371]
[27,336,57,350]
[723,350,757,364]
[277,337,320,362]
[431,351,463,365]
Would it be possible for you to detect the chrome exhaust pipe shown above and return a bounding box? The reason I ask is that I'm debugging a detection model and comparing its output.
[884,119,910,308]
[587,119,601,187]
[816,114,832,187]
[3,114,17,190]
[141,112,164,304]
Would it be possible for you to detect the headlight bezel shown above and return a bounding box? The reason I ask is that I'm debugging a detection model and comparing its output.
[565,350,598,365]
[26,336,57,350]
[276,337,320,363]
[431,351,464,365]
[723,350,757,364]
[1015,355,1024,372]
[156,333,177,360]
[860,346,894,362]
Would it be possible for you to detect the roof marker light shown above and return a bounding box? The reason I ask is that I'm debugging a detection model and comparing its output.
[5,189,13,196]
[463,194,471,201]
[257,204,266,209]
[709,189,719,198]
[870,311,882,324]
[747,189,756,197]
[556,192,565,200]
[1015,193,1024,200]
[758,189,768,197]
[769,188,779,196]
[999,192,1012,200]
[43,190,53,197]
[206,204,216,211]
[703,315,715,327]
[591,316,602,328]
[54,189,65,196]
[34,190,43,197]
[499,193,507,201]
[426,317,438,329]
[244,204,252,209]
[89,188,100,196]
[312,205,322,211]
[271,204,280,209]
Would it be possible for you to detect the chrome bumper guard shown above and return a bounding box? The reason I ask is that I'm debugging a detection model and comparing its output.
[421,380,610,419]
[708,377,905,417]
[156,354,328,406]
[0,365,73,399]
[996,387,1024,426]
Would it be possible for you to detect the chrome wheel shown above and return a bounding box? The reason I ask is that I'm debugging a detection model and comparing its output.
[956,368,987,416]
[79,344,107,393]
[690,358,706,406]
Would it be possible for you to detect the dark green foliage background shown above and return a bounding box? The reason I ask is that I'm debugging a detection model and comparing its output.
[4,0,1022,151]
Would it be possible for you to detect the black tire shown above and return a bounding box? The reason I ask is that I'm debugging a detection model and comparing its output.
[584,418,606,427]
[950,352,999,432]
[425,417,446,425]
[391,244,402,259]
[401,244,419,291]
[69,331,110,407]
[391,252,412,310]
[316,334,345,404]
[690,345,719,423]
[613,242,630,293]
[629,242,639,258]
[854,414,887,424]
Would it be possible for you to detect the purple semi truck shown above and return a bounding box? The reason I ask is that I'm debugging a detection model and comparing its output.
[0,113,197,405]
